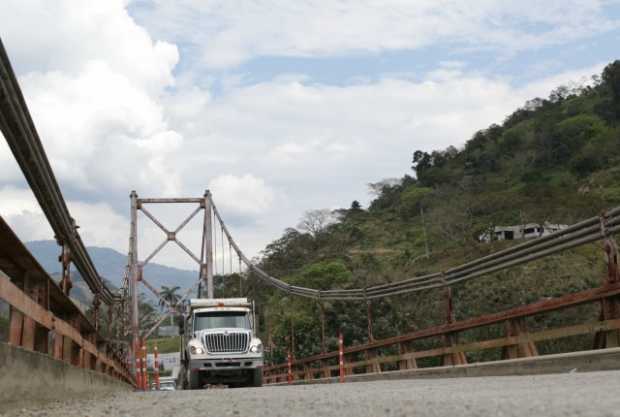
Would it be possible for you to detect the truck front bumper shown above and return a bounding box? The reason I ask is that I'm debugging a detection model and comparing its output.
[190,355,263,371]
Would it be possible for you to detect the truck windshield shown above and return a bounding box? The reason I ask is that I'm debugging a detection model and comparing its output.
[194,312,250,331]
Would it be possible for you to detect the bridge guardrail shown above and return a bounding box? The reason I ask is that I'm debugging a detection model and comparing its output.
[264,230,620,383]
[0,38,114,305]
[264,283,620,383]
[0,217,133,385]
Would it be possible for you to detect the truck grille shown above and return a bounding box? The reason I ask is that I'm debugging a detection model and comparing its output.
[204,332,249,353]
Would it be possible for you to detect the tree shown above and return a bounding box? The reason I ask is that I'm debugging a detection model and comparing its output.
[297,209,338,236]
[602,60,620,122]
[411,151,431,173]
[350,200,362,211]
[139,295,160,333]
[368,178,402,196]
[290,260,352,290]
[549,85,571,102]
[159,285,181,325]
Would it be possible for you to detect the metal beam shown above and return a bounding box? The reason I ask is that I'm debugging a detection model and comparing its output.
[0,38,113,304]
[203,191,214,298]
[129,191,139,375]
[138,198,203,204]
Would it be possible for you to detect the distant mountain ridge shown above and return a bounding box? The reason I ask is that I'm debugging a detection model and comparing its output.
[25,240,198,304]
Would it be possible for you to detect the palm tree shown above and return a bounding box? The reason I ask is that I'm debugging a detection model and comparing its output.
[159,285,181,325]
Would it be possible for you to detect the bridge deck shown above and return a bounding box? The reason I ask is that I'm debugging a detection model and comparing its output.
[5,370,620,417]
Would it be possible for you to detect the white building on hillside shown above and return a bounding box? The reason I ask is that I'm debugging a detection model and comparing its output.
[478,222,568,243]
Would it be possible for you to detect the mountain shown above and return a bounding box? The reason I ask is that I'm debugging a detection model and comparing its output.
[25,240,199,305]
[247,60,620,362]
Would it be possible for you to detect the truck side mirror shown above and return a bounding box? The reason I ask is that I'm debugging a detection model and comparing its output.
[177,316,184,335]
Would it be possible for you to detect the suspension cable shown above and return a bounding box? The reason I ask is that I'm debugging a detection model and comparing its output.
[221,221,225,274]
[213,206,218,276]
[211,199,620,301]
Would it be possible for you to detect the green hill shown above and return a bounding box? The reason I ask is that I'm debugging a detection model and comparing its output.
[234,60,620,364]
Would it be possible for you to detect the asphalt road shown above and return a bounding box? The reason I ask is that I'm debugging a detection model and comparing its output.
[5,370,620,417]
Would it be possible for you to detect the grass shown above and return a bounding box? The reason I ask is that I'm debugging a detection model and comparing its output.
[145,336,181,353]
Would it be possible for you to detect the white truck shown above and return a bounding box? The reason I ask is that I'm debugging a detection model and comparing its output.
[179,298,263,389]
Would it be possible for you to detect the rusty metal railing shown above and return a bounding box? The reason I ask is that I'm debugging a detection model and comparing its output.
[263,233,620,383]
[264,284,620,383]
[0,217,133,385]
[0,38,114,305]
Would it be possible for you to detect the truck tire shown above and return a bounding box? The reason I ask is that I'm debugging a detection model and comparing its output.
[179,365,188,390]
[188,369,202,390]
[251,368,263,387]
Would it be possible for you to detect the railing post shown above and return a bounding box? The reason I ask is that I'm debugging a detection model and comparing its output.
[19,272,37,351]
[137,359,142,389]
[287,351,293,384]
[502,318,538,359]
[321,359,331,379]
[92,294,101,332]
[154,345,160,390]
[366,298,374,342]
[398,342,417,370]
[31,282,50,354]
[137,340,146,391]
[141,341,148,390]
[8,307,24,346]
[134,339,142,390]
[365,349,381,374]
[59,244,73,296]
[338,331,345,383]
[441,287,467,366]
[594,233,620,348]
[52,331,63,360]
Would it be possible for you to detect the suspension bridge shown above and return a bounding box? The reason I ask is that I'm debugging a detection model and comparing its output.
[1,37,620,416]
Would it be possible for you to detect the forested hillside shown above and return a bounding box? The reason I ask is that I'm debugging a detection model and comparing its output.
[221,61,620,364]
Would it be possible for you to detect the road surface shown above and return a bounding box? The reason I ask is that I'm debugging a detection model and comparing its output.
[5,370,620,417]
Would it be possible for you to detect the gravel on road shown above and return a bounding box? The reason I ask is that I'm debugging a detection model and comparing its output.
[4,370,620,417]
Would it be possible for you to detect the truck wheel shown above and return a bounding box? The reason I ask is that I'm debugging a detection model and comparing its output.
[251,369,263,387]
[179,365,188,390]
[189,369,202,390]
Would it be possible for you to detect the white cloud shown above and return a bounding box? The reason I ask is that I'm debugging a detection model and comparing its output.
[0,136,23,183]
[134,0,619,69]
[0,0,189,267]
[67,201,130,249]
[208,174,276,216]
[0,185,127,250]
[0,0,614,271]
[157,64,606,268]
[1,0,183,197]
[0,186,53,242]
[2,0,178,92]
[18,63,183,195]
[165,72,523,185]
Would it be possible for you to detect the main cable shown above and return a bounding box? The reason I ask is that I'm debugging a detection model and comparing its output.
[211,200,620,301]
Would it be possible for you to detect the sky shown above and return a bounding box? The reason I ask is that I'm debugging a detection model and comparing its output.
[1,0,620,272]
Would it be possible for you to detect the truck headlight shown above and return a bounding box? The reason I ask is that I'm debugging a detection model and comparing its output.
[190,345,205,355]
[249,343,263,353]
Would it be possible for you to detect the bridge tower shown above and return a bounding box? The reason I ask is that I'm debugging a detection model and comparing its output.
[127,190,216,374]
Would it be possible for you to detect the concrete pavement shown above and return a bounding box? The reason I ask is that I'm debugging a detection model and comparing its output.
[4,370,620,417]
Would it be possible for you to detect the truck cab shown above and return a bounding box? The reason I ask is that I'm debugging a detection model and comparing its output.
[180,298,263,389]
